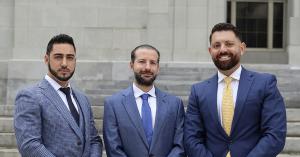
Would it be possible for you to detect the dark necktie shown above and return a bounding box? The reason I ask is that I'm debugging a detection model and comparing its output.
[60,87,79,125]
[141,93,153,146]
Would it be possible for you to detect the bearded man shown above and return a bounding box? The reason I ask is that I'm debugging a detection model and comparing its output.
[14,34,103,157]
[103,44,185,157]
[184,23,286,157]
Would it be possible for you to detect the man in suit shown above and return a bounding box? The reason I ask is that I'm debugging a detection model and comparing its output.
[103,44,185,157]
[184,23,286,157]
[14,34,103,157]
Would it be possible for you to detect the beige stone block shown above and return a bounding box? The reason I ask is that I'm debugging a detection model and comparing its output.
[42,6,71,27]
[126,7,148,28]
[288,46,300,66]
[187,6,207,28]
[174,0,187,7]
[149,0,169,13]
[0,6,13,27]
[0,28,13,48]
[14,28,29,48]
[0,48,12,60]
[69,7,98,27]
[146,28,172,49]
[288,17,300,44]
[148,13,170,28]
[98,7,127,27]
[174,7,187,28]
[174,28,187,49]
[112,29,143,49]
[27,28,58,48]
[112,62,131,81]
[12,47,44,60]
[14,5,29,27]
[7,60,45,80]
[15,0,30,5]
[28,7,43,27]
[187,0,208,7]
[187,28,207,49]
[83,28,113,49]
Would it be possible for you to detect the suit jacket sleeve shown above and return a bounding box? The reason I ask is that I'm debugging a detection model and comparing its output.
[167,98,186,157]
[14,89,56,157]
[103,98,128,157]
[87,96,103,157]
[184,85,213,157]
[247,75,287,157]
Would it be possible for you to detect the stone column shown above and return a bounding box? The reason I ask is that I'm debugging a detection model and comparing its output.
[287,0,300,66]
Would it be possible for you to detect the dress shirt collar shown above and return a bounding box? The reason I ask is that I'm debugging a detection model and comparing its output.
[132,83,156,98]
[217,65,242,83]
[45,74,71,91]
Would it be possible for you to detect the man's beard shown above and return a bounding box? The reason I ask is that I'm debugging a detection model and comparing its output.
[48,63,75,82]
[212,53,239,71]
[134,72,157,86]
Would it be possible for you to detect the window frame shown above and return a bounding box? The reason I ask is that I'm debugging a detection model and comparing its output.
[227,0,286,52]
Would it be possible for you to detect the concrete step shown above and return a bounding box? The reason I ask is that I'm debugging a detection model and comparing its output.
[0,119,103,148]
[0,133,299,154]
[0,148,20,157]
[0,149,299,157]
[278,154,300,157]
[1,117,299,137]
[0,105,14,117]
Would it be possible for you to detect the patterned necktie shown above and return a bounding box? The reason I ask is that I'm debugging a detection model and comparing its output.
[222,77,234,157]
[60,87,79,125]
[141,93,153,146]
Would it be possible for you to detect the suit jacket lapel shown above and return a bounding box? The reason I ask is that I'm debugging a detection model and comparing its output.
[231,68,254,134]
[72,90,87,140]
[150,88,168,152]
[207,74,228,137]
[122,86,149,148]
[39,79,83,141]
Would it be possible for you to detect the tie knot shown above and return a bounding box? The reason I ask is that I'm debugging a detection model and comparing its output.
[224,77,232,85]
[60,87,71,95]
[141,94,150,100]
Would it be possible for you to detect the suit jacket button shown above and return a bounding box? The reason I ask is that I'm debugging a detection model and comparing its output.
[77,141,82,145]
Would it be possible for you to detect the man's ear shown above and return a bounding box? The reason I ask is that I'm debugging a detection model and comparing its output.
[44,54,49,64]
[130,61,133,69]
[240,42,246,55]
[208,47,212,55]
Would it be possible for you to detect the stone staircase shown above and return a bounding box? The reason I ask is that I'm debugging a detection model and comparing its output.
[0,62,300,157]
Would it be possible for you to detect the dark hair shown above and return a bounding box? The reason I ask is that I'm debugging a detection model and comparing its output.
[130,44,160,63]
[209,23,242,44]
[46,34,76,55]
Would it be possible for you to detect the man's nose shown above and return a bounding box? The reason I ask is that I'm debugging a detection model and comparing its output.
[61,57,67,67]
[220,44,228,53]
[145,62,151,70]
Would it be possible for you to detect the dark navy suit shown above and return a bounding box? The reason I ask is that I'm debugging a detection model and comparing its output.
[184,68,286,157]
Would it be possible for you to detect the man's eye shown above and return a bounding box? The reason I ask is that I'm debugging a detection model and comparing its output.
[213,44,220,48]
[54,56,63,59]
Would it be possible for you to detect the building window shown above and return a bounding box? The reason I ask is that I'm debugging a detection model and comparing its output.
[227,0,284,49]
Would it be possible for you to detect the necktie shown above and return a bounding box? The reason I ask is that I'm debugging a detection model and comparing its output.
[60,87,79,125]
[222,77,234,157]
[141,93,153,146]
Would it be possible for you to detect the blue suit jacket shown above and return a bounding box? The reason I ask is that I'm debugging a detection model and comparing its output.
[14,79,102,157]
[103,86,185,157]
[184,68,286,157]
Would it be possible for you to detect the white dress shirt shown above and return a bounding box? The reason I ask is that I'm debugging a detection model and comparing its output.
[217,66,241,126]
[45,75,79,112]
[132,83,157,129]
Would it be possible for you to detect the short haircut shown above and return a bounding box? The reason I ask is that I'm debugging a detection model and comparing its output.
[46,34,76,55]
[209,23,242,44]
[130,44,160,63]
